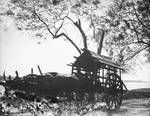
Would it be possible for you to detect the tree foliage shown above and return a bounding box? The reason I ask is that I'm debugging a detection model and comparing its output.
[2,0,150,71]
[102,0,150,67]
[1,0,107,55]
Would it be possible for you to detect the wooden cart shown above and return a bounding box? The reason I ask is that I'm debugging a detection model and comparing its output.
[71,49,127,109]
[0,49,127,110]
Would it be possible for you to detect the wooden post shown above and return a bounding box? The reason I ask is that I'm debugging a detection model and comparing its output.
[119,69,121,79]
[8,75,12,80]
[98,69,100,76]
[37,65,43,75]
[77,67,81,75]
[102,68,104,77]
[71,66,74,75]
[15,71,19,78]
[108,66,110,74]
[31,68,33,74]
[3,71,6,81]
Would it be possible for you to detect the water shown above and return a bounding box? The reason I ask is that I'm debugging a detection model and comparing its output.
[124,81,150,90]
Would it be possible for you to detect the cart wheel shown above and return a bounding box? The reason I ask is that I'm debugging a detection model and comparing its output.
[69,91,79,101]
[104,73,123,109]
[76,92,89,102]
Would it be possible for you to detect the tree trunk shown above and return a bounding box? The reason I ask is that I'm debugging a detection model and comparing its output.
[73,19,88,50]
[97,29,105,55]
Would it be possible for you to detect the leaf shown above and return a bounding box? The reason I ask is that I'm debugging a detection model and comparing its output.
[6,10,14,16]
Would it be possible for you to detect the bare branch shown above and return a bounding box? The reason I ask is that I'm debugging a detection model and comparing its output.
[130,18,141,42]
[33,11,81,54]
[65,16,88,49]
[54,33,81,54]
[55,19,64,36]
[33,10,55,36]
[128,16,150,46]
[132,0,150,30]
[124,45,149,62]
[89,15,96,38]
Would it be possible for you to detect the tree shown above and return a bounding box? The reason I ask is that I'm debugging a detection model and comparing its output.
[102,0,150,69]
[1,0,107,55]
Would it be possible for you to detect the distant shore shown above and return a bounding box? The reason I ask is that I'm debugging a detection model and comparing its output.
[124,88,150,100]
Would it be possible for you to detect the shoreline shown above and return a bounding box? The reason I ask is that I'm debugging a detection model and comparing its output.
[123,88,150,100]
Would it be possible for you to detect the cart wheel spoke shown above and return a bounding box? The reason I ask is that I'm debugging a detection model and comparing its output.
[104,73,123,109]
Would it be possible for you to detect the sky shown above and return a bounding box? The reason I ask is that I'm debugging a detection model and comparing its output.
[0,0,150,90]
[0,16,98,76]
[0,19,77,76]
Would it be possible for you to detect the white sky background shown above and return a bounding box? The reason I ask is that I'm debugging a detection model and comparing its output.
[0,18,78,76]
[0,16,98,76]
[0,0,150,89]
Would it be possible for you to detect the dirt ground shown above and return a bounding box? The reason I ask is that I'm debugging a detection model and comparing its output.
[84,98,150,116]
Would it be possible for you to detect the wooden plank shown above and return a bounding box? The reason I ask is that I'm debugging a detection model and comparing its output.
[31,68,33,74]
[74,56,78,59]
[97,76,107,80]
[37,65,43,75]
[15,70,19,78]
[67,63,73,66]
